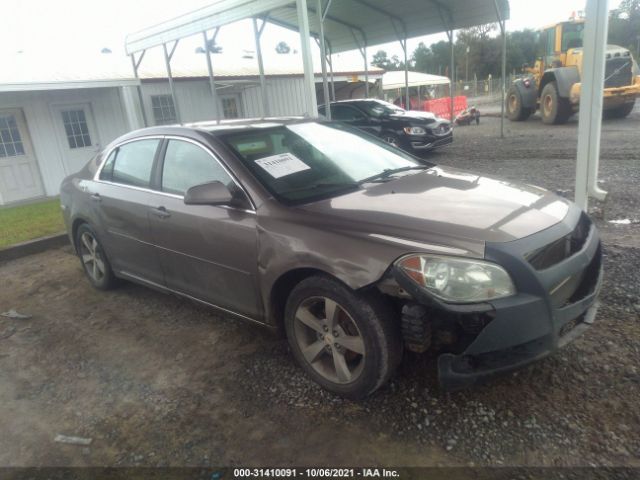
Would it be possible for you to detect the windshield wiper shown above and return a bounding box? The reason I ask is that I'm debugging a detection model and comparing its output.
[279,181,359,195]
[358,165,430,184]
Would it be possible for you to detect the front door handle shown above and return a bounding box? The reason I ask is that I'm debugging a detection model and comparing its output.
[90,193,101,202]
[151,206,171,219]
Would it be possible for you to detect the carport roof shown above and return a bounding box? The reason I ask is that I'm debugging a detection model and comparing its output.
[125,0,510,55]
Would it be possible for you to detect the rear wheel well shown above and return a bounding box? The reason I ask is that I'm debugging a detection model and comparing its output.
[538,72,557,98]
[269,268,341,328]
[71,218,89,252]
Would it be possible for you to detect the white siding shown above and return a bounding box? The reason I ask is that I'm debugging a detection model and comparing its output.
[141,77,308,123]
[0,88,130,199]
[0,77,310,203]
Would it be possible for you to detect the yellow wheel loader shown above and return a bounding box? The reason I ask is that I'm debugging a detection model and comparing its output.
[507,16,640,124]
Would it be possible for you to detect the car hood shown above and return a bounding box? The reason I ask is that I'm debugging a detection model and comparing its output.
[388,110,440,123]
[298,166,571,255]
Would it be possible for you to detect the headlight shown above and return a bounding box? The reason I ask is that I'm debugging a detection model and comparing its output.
[397,254,516,303]
[403,126,427,135]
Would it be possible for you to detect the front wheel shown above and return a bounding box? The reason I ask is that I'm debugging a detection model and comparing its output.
[540,81,572,125]
[380,132,401,148]
[284,276,402,400]
[604,100,635,119]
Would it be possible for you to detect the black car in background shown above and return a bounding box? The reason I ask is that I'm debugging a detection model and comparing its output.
[319,99,452,153]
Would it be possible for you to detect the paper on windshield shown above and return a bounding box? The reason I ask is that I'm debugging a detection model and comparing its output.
[255,153,311,179]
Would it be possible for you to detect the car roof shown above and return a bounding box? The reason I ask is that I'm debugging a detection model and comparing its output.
[118,117,315,140]
[319,99,391,109]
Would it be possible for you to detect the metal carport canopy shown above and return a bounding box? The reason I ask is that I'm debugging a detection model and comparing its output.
[125,0,509,55]
[125,0,509,122]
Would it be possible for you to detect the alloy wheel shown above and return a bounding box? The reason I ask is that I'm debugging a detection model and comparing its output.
[79,232,106,283]
[293,296,365,384]
[383,136,399,147]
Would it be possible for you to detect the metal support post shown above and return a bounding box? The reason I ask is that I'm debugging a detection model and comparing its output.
[163,40,181,124]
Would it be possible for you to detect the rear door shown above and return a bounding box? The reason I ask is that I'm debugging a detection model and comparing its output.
[91,138,165,285]
[147,138,261,318]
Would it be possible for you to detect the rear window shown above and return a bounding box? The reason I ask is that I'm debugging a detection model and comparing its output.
[99,139,160,188]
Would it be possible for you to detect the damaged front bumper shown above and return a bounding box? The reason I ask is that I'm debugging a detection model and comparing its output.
[393,206,603,390]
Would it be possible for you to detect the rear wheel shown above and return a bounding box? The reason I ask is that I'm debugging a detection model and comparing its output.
[75,224,117,290]
[540,81,572,125]
[506,86,532,121]
[604,100,635,119]
[284,275,402,399]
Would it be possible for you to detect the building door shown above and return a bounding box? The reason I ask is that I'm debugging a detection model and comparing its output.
[52,103,101,175]
[0,109,45,205]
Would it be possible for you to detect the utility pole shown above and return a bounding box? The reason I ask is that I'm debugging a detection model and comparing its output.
[465,45,470,81]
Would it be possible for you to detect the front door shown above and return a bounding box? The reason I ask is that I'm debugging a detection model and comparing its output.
[0,109,45,204]
[147,138,261,318]
[52,103,101,175]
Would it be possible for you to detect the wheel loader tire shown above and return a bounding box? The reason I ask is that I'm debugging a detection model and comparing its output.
[540,81,572,125]
[506,86,532,121]
[604,100,635,119]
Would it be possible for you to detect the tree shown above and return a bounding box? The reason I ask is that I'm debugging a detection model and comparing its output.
[275,41,291,54]
[609,0,640,56]
[206,38,223,54]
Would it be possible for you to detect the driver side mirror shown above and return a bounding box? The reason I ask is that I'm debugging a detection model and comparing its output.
[184,181,252,210]
[184,181,234,206]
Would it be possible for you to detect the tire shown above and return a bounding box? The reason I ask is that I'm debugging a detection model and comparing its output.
[540,81,572,125]
[284,275,402,400]
[506,86,532,121]
[604,100,635,119]
[75,223,117,290]
[380,132,401,148]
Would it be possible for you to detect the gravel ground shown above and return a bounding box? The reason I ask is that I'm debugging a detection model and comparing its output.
[0,111,639,468]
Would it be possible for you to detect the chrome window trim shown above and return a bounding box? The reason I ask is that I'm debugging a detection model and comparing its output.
[93,134,257,213]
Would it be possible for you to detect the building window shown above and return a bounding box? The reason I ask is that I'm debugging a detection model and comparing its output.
[221,96,240,119]
[0,114,25,157]
[151,95,177,125]
[61,109,92,149]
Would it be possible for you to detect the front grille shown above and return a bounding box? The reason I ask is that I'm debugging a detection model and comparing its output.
[604,56,633,88]
[549,242,602,308]
[526,213,591,270]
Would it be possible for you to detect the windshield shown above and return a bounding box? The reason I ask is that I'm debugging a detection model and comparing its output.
[357,100,405,117]
[219,122,426,204]
[562,22,584,51]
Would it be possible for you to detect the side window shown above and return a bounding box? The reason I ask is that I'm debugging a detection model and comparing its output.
[331,105,364,121]
[545,27,556,56]
[107,139,159,188]
[99,150,116,181]
[161,140,233,196]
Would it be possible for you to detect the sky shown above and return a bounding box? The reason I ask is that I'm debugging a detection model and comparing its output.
[0,0,624,66]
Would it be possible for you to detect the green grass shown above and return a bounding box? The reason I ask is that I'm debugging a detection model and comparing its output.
[0,199,65,249]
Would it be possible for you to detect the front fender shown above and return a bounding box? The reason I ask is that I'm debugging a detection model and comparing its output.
[541,67,581,98]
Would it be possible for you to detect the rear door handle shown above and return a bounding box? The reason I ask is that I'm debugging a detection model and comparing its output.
[151,206,171,219]
[90,193,101,202]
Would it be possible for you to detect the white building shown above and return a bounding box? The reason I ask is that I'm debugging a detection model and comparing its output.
[0,50,381,206]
